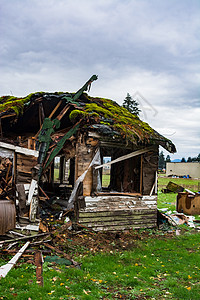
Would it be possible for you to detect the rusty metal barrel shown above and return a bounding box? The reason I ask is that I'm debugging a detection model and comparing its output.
[0,200,16,235]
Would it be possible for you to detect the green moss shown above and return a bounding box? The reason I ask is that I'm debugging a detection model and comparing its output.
[85,103,113,119]
[69,109,100,122]
[0,92,47,115]
[69,110,88,120]
[0,90,164,145]
[83,97,155,142]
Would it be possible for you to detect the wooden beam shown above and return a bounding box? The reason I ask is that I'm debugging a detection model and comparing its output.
[48,100,62,119]
[56,104,70,121]
[140,155,143,194]
[39,103,45,127]
[0,142,39,157]
[0,242,30,278]
[95,146,155,170]
[0,113,16,119]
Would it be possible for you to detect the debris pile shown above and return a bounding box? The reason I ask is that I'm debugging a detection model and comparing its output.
[0,157,13,200]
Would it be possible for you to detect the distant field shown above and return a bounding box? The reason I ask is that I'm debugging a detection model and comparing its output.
[158,175,199,192]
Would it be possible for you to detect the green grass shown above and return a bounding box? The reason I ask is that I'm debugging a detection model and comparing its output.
[157,191,177,212]
[1,233,200,299]
[158,175,199,190]
[157,175,199,212]
[0,175,199,299]
[102,174,110,188]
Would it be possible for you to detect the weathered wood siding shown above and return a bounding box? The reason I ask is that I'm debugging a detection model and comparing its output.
[78,195,157,231]
[75,137,94,196]
[16,153,37,184]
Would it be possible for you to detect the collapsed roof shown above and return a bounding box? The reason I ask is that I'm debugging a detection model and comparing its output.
[0,75,176,153]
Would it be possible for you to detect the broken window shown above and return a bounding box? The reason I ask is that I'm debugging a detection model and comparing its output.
[99,147,142,194]
[102,156,111,188]
[54,156,60,182]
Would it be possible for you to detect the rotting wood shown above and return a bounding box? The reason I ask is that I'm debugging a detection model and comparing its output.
[0,232,49,245]
[150,182,155,196]
[78,214,156,223]
[38,185,50,200]
[56,104,70,121]
[79,219,157,227]
[34,250,43,286]
[27,179,38,205]
[95,192,141,197]
[0,241,30,278]
[39,102,45,128]
[79,209,156,218]
[48,100,62,119]
[29,195,38,222]
[34,100,63,139]
[81,222,157,232]
[140,155,143,194]
[0,142,39,157]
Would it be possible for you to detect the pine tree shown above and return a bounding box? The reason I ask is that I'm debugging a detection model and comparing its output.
[181,157,186,162]
[123,93,140,116]
[187,157,192,162]
[158,151,165,169]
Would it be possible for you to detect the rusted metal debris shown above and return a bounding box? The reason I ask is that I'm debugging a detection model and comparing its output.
[177,192,200,215]
[0,200,16,235]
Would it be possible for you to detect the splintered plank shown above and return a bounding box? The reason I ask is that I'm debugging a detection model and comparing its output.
[78,214,156,223]
[34,251,43,286]
[82,222,157,231]
[79,209,156,218]
[79,217,156,226]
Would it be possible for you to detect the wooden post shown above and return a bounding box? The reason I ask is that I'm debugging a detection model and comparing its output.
[0,119,3,138]
[140,155,143,194]
[34,250,43,286]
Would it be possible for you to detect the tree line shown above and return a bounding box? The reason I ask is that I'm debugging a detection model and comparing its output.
[159,151,200,169]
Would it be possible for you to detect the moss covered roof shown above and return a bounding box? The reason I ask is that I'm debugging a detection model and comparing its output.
[0,91,176,153]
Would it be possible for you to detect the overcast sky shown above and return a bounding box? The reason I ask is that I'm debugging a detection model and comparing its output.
[0,0,199,160]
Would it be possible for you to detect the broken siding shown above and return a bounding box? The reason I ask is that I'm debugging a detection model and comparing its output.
[16,153,37,183]
[78,195,157,231]
[75,136,95,196]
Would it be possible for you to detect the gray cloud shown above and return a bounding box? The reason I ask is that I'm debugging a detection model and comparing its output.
[0,0,199,158]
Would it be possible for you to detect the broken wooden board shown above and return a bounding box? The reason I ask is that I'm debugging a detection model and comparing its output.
[78,195,157,231]
[34,251,43,286]
[0,241,30,278]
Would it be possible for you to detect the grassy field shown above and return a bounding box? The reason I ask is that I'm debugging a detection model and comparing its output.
[157,175,199,212]
[1,232,200,299]
[1,175,199,299]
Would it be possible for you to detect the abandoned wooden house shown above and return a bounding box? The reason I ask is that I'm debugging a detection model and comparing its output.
[0,75,176,232]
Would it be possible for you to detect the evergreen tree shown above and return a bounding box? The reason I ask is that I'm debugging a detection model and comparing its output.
[187,157,192,162]
[158,151,165,169]
[123,93,141,116]
[166,155,171,162]
[181,157,186,162]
